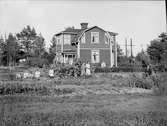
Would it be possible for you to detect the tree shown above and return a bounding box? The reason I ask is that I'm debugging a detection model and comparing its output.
[0,35,6,65]
[64,26,75,31]
[147,32,167,69]
[49,35,57,55]
[16,25,37,58]
[116,44,124,63]
[47,35,57,65]
[0,33,21,66]
[33,34,46,57]
[147,39,163,64]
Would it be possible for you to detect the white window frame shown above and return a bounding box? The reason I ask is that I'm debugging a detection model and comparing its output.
[81,33,85,43]
[64,34,71,44]
[91,32,99,43]
[91,50,100,63]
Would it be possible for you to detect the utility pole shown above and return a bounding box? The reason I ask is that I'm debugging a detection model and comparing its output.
[166,0,167,31]
[130,38,133,58]
[125,38,127,57]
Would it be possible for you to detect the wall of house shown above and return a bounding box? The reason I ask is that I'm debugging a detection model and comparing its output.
[80,27,110,49]
[80,49,111,67]
[80,49,91,62]
[56,34,77,52]
[79,27,112,67]
[100,49,110,67]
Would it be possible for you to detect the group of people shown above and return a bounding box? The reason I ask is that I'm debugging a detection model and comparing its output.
[16,69,41,79]
[81,61,91,76]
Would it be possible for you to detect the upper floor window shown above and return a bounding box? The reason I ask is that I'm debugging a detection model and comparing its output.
[81,33,85,43]
[56,37,61,45]
[64,34,71,44]
[91,32,99,43]
[105,33,109,44]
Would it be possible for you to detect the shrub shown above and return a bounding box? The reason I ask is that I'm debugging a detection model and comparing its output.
[0,81,74,96]
[25,57,48,68]
[94,66,145,73]
[128,74,153,89]
[153,73,167,95]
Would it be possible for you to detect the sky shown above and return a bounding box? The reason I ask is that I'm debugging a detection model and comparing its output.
[0,0,166,56]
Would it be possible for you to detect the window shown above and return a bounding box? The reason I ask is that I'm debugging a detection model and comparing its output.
[91,32,99,43]
[91,50,100,63]
[56,37,61,45]
[81,33,85,43]
[105,33,109,44]
[111,35,114,42]
[64,34,71,44]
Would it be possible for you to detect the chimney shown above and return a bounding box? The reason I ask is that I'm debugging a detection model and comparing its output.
[80,23,88,29]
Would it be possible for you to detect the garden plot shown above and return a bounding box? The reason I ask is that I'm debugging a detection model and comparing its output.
[53,84,153,97]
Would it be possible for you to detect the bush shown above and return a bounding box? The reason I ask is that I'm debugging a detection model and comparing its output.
[55,61,82,78]
[94,66,145,73]
[25,57,48,68]
[129,74,153,89]
[153,73,167,95]
[0,81,74,96]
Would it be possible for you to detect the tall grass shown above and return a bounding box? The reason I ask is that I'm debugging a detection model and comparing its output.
[153,72,167,95]
[0,108,167,126]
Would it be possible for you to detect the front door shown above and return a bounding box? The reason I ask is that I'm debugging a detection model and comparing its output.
[91,50,100,63]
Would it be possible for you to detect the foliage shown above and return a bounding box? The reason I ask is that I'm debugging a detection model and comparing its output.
[135,51,150,66]
[32,34,46,57]
[16,25,37,56]
[49,35,57,55]
[16,25,47,63]
[153,72,167,95]
[64,26,75,31]
[1,108,167,126]
[116,44,124,63]
[0,34,21,66]
[147,32,167,70]
[95,65,144,73]
[0,81,74,96]
[55,61,82,78]
[25,57,49,68]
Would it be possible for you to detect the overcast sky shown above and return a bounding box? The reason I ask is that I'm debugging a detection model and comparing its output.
[0,0,166,55]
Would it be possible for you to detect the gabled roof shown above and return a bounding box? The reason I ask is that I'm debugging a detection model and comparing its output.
[78,26,118,41]
[55,29,83,36]
[54,25,118,45]
[108,31,118,36]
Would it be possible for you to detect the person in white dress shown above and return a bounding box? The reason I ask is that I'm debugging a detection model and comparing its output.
[85,61,91,76]
[81,62,86,76]
[101,61,106,68]
[49,69,54,78]
[35,68,40,79]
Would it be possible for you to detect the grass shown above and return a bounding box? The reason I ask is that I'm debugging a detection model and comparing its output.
[1,93,167,126]
[0,72,167,125]
[1,96,167,126]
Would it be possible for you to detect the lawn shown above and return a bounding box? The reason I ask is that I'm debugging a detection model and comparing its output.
[0,72,167,126]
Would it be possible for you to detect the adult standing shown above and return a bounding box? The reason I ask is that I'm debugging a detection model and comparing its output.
[81,62,86,76]
[85,61,91,76]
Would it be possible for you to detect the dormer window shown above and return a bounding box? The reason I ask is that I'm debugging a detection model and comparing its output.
[91,32,99,43]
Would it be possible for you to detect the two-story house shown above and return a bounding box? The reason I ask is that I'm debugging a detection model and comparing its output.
[54,23,118,67]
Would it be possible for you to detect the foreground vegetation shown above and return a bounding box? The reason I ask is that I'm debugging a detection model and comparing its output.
[0,72,167,125]
[1,94,167,126]
[1,109,167,126]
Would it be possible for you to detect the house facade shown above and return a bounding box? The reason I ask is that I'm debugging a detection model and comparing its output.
[54,23,118,67]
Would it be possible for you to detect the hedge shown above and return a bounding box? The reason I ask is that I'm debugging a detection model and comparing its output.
[94,66,145,73]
